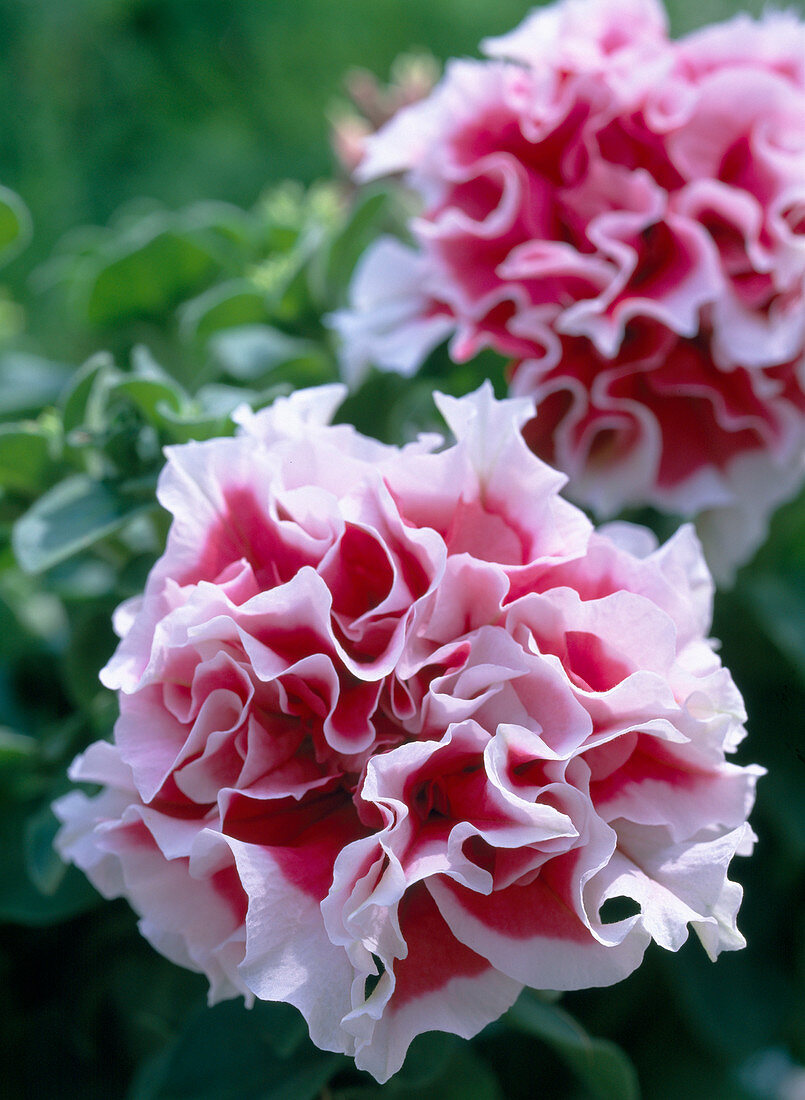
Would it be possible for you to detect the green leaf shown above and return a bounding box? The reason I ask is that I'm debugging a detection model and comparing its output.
[131,1000,343,1100]
[60,353,117,433]
[748,486,805,577]
[0,574,65,660]
[335,1041,501,1100]
[387,1031,461,1091]
[507,991,640,1100]
[0,800,99,925]
[24,802,67,896]
[43,557,116,602]
[318,188,389,301]
[209,324,326,383]
[0,353,72,420]
[106,346,189,431]
[250,218,327,324]
[111,376,185,422]
[12,474,155,574]
[0,727,37,767]
[179,281,268,343]
[0,184,32,264]
[398,1044,501,1100]
[62,603,117,710]
[0,424,54,493]
[147,384,245,443]
[662,939,789,1063]
[743,573,805,682]
[182,201,256,257]
[86,227,222,328]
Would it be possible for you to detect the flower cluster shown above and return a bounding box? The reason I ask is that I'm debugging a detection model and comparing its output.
[330,53,439,176]
[332,0,805,578]
[55,385,761,1081]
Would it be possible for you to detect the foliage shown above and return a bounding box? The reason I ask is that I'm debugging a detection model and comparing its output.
[1,3,804,1099]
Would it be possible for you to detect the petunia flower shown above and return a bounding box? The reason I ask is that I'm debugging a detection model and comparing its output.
[330,0,805,580]
[55,384,762,1081]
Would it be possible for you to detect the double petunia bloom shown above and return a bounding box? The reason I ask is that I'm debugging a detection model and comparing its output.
[332,0,805,579]
[55,384,762,1081]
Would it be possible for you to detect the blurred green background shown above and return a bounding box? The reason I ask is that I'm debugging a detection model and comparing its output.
[0,2,803,1099]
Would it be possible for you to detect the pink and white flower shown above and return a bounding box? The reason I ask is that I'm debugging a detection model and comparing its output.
[330,0,805,579]
[55,384,761,1082]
